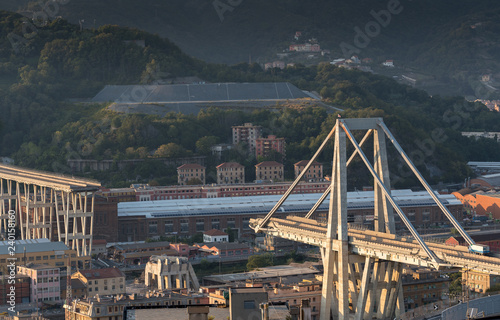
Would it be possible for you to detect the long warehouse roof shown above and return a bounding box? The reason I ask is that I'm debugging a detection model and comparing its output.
[118,189,461,218]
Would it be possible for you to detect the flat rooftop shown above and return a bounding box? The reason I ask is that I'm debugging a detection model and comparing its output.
[92,83,311,103]
[203,264,321,284]
[118,189,462,218]
[0,238,69,255]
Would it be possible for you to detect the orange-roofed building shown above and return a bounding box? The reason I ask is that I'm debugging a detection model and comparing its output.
[216,162,245,184]
[294,160,323,182]
[452,189,500,219]
[177,164,206,185]
[203,229,229,242]
[255,161,284,182]
[72,267,126,296]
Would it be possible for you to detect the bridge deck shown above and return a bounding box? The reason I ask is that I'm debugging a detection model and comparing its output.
[0,163,101,192]
[251,216,500,275]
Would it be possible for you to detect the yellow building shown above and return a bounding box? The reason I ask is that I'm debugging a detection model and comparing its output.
[462,269,500,298]
[72,267,126,296]
[0,238,89,274]
[255,161,284,182]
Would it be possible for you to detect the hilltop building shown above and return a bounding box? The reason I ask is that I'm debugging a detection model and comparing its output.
[255,135,286,159]
[232,123,262,153]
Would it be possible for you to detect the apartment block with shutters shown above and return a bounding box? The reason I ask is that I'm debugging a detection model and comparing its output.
[255,161,284,182]
[216,162,245,184]
[232,123,262,152]
[255,135,286,159]
[294,160,324,181]
[177,164,206,185]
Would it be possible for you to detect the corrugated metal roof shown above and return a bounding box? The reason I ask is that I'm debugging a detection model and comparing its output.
[117,189,461,218]
[0,238,69,255]
[92,82,311,103]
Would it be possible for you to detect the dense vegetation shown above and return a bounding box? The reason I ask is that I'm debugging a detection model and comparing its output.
[1,11,500,189]
[2,0,499,98]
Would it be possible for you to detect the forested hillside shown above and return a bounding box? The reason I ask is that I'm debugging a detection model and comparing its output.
[0,11,499,189]
[2,0,499,98]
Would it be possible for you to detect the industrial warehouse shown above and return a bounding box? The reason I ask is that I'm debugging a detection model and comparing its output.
[116,189,463,242]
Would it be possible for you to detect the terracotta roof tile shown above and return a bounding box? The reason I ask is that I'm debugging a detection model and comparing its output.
[204,229,228,236]
[255,161,283,167]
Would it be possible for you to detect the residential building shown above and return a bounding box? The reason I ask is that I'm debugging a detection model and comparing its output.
[255,161,284,182]
[97,187,136,203]
[289,43,321,52]
[144,256,199,290]
[268,280,322,320]
[177,163,206,185]
[91,239,107,257]
[232,123,262,152]
[60,277,88,300]
[211,144,233,159]
[65,292,207,320]
[108,241,176,265]
[264,61,285,70]
[229,288,268,320]
[0,274,30,305]
[203,229,229,242]
[72,267,126,296]
[0,238,88,270]
[17,264,61,306]
[382,60,394,67]
[216,162,245,184]
[401,267,450,310]
[462,269,500,297]
[255,135,285,159]
[294,160,323,181]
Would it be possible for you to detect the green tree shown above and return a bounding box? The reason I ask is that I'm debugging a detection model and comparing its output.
[154,143,188,158]
[247,253,274,270]
[196,136,219,155]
